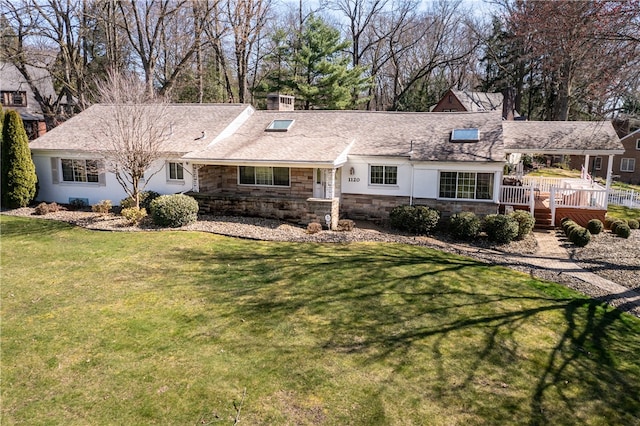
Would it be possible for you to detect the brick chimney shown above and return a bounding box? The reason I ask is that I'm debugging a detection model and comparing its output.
[502,87,516,120]
[266,93,295,111]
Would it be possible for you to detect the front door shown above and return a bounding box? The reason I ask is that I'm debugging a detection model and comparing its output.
[313,168,326,198]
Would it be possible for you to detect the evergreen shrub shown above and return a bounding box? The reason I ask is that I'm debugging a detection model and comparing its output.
[572,228,592,247]
[120,190,161,210]
[1,110,37,207]
[509,210,535,240]
[615,224,631,239]
[448,212,481,240]
[628,219,639,230]
[484,214,519,243]
[586,219,603,235]
[388,205,439,235]
[149,194,199,227]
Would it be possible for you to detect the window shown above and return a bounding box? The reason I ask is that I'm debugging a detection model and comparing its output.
[451,128,479,142]
[620,158,636,172]
[439,171,494,200]
[168,162,184,180]
[370,165,397,185]
[61,159,100,183]
[594,157,602,170]
[238,166,290,186]
[635,138,640,150]
[1,91,27,106]
[266,119,294,132]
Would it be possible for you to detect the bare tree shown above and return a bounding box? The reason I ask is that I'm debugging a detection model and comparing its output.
[94,70,171,209]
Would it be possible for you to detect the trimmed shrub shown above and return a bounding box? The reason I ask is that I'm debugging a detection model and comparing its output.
[388,205,440,235]
[572,228,592,247]
[604,216,616,230]
[307,222,322,234]
[560,217,572,226]
[628,219,639,230]
[448,212,481,240]
[120,190,161,210]
[615,224,631,239]
[92,200,112,214]
[484,214,519,244]
[509,210,535,240]
[337,219,355,232]
[149,194,199,227]
[586,219,603,235]
[610,219,627,233]
[121,207,147,225]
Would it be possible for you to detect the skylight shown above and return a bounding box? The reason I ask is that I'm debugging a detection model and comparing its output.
[266,119,294,132]
[451,128,479,142]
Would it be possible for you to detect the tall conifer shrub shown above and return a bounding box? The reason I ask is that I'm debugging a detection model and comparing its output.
[1,110,38,208]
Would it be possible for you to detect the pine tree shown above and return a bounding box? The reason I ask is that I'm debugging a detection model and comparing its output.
[1,110,38,208]
[292,15,371,110]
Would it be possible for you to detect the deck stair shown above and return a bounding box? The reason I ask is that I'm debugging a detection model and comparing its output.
[533,208,554,229]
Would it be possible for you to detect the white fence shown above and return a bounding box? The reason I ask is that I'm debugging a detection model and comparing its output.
[608,189,640,208]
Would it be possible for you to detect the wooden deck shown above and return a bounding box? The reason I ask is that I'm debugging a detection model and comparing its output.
[512,192,606,228]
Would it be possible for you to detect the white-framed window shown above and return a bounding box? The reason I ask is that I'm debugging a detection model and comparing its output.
[620,158,636,172]
[1,91,27,107]
[168,162,184,181]
[594,157,602,170]
[439,171,494,200]
[369,165,397,185]
[635,138,640,150]
[61,159,100,183]
[238,166,290,186]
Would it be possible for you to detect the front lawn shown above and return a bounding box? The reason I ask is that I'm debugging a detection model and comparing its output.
[2,216,639,425]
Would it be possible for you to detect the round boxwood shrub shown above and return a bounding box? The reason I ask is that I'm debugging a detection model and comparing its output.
[509,210,535,240]
[484,214,519,244]
[586,219,603,235]
[610,219,627,233]
[448,212,481,240]
[628,219,639,230]
[615,223,631,238]
[120,190,161,210]
[388,205,439,235]
[571,227,591,247]
[149,194,199,227]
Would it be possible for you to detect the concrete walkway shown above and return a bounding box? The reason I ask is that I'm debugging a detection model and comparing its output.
[519,230,640,315]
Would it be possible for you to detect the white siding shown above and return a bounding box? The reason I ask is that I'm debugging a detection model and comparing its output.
[32,153,192,206]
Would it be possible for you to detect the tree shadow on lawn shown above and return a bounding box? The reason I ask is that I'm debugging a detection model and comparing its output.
[175,242,640,424]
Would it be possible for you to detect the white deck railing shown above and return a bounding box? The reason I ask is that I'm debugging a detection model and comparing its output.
[608,189,640,208]
[500,185,535,214]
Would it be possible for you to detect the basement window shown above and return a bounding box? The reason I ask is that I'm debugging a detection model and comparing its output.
[451,128,479,142]
[266,119,294,132]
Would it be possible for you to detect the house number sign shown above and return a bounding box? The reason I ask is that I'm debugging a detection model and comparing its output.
[348,177,360,182]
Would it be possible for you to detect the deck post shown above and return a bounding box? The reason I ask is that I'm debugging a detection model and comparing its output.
[550,186,556,227]
[529,185,535,215]
[583,155,590,178]
[605,154,614,205]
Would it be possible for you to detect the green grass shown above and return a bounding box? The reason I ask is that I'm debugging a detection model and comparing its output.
[2,215,640,425]
[527,167,581,178]
[606,204,640,221]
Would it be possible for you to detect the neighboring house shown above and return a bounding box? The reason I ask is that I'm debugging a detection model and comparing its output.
[569,128,640,185]
[431,89,504,113]
[29,94,624,229]
[0,61,52,139]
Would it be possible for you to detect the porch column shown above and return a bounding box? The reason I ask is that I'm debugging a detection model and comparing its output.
[326,168,336,198]
[192,164,204,192]
[583,155,590,178]
[605,154,614,190]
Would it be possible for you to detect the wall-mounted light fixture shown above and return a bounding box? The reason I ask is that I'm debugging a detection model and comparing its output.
[349,167,355,175]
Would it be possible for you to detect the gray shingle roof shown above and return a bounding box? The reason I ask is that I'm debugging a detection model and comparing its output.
[184,110,505,164]
[502,121,624,154]
[451,90,503,112]
[0,61,55,120]
[29,103,253,154]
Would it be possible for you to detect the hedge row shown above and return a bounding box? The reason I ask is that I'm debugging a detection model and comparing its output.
[561,218,591,247]
[389,206,535,244]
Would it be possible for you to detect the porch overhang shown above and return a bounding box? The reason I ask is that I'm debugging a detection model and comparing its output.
[509,148,625,156]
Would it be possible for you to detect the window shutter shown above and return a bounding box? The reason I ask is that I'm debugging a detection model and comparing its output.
[98,161,106,186]
[51,157,59,184]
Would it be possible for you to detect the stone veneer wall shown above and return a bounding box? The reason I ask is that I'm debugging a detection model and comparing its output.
[194,165,340,229]
[340,194,499,222]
